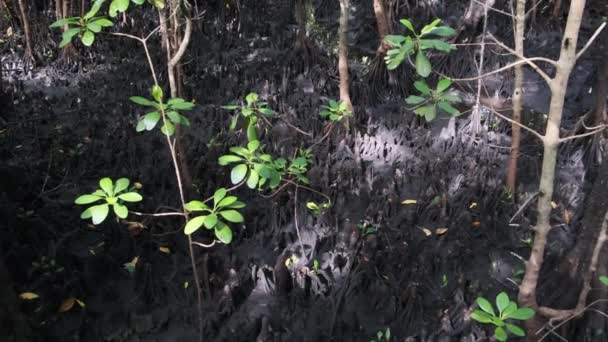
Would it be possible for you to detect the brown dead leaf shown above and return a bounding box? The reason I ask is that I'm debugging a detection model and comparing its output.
[563,209,571,224]
[159,246,171,254]
[59,298,76,312]
[19,292,39,300]
[421,228,432,236]
[435,228,449,235]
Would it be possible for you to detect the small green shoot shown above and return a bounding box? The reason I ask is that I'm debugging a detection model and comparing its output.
[405,79,460,121]
[75,177,143,224]
[470,292,535,341]
[371,327,391,342]
[183,188,245,244]
[49,0,113,47]
[131,85,195,136]
[320,99,352,123]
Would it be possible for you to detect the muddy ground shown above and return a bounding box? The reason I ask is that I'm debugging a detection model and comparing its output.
[1,1,608,341]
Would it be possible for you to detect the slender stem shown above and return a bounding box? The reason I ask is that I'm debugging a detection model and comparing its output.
[446,57,554,83]
[294,186,305,255]
[559,125,607,142]
[487,107,545,141]
[130,211,186,217]
[576,22,606,60]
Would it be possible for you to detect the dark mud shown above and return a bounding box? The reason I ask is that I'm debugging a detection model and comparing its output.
[1,1,607,341]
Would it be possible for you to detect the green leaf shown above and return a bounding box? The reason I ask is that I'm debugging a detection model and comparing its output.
[114,178,130,194]
[81,30,95,46]
[246,124,258,141]
[152,85,163,103]
[428,26,456,37]
[222,105,239,110]
[219,210,244,223]
[204,214,218,229]
[415,50,431,77]
[405,95,426,105]
[184,216,205,235]
[109,0,129,17]
[415,105,437,121]
[75,194,103,205]
[91,18,113,27]
[84,0,104,20]
[495,327,508,341]
[215,222,233,244]
[49,17,80,28]
[117,192,142,202]
[151,0,165,9]
[113,203,128,219]
[436,78,452,93]
[246,169,259,189]
[184,200,209,212]
[247,140,260,152]
[414,80,431,95]
[245,92,259,105]
[600,275,608,287]
[384,34,405,46]
[328,99,339,110]
[160,121,175,136]
[142,112,160,130]
[89,203,110,224]
[227,201,246,209]
[130,96,157,107]
[136,119,146,132]
[167,111,181,124]
[258,108,273,116]
[231,164,248,184]
[419,39,454,52]
[502,301,518,319]
[179,115,191,126]
[420,18,442,36]
[213,188,227,206]
[218,155,243,165]
[167,98,193,109]
[439,93,461,103]
[496,292,509,315]
[477,297,495,316]
[59,28,81,48]
[132,0,145,5]
[217,196,238,208]
[506,323,525,337]
[99,178,114,196]
[470,310,494,323]
[86,21,102,33]
[399,19,415,34]
[81,207,93,219]
[242,108,254,116]
[509,307,535,320]
[438,102,460,116]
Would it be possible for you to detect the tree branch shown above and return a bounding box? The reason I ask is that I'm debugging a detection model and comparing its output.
[489,33,555,84]
[576,22,606,60]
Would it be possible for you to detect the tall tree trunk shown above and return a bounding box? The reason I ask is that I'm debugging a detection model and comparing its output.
[517,1,587,339]
[16,0,34,65]
[338,0,353,113]
[373,0,390,56]
[506,0,526,193]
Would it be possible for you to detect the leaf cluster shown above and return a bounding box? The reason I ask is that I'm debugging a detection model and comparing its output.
[384,19,456,77]
[320,99,352,123]
[471,292,535,341]
[222,92,274,141]
[131,85,195,136]
[183,188,245,243]
[75,177,143,224]
[405,79,460,121]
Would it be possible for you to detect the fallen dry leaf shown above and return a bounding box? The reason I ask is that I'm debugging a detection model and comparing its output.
[421,228,432,236]
[435,228,449,235]
[159,246,171,254]
[58,298,76,312]
[19,292,39,300]
[401,199,417,205]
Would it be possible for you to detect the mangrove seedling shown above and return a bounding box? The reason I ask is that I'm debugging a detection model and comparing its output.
[75,177,143,224]
[470,292,535,341]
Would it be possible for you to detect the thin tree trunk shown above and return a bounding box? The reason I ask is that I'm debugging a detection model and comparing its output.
[16,0,34,65]
[295,0,307,49]
[338,0,353,113]
[506,0,525,193]
[373,0,390,56]
[518,1,587,340]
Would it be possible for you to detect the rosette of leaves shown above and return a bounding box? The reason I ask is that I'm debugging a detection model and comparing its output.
[383,18,456,77]
[131,85,194,136]
[286,148,312,185]
[222,92,274,141]
[75,177,143,224]
[320,99,352,122]
[183,188,245,244]
[471,292,535,341]
[218,140,283,189]
[405,79,460,121]
[49,0,113,47]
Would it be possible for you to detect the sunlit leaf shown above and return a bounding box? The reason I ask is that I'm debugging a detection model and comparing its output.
[215,222,233,244]
[19,292,39,300]
[399,19,415,33]
[114,178,130,194]
[219,210,244,223]
[89,203,110,224]
[477,297,495,316]
[159,246,171,254]
[496,292,509,315]
[231,164,248,184]
[75,194,103,205]
[117,192,142,202]
[509,307,535,320]
[81,30,95,46]
[184,216,205,235]
[506,323,525,337]
[113,203,128,218]
[470,309,493,323]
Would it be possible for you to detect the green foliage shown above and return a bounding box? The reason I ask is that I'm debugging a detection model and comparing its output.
[109,0,145,17]
[75,177,143,224]
[405,79,461,121]
[470,292,535,341]
[306,201,331,216]
[371,328,391,342]
[600,275,608,287]
[49,0,113,47]
[131,86,194,136]
[320,99,352,123]
[357,220,377,237]
[383,18,456,77]
[219,142,312,190]
[222,92,274,141]
[183,189,245,243]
